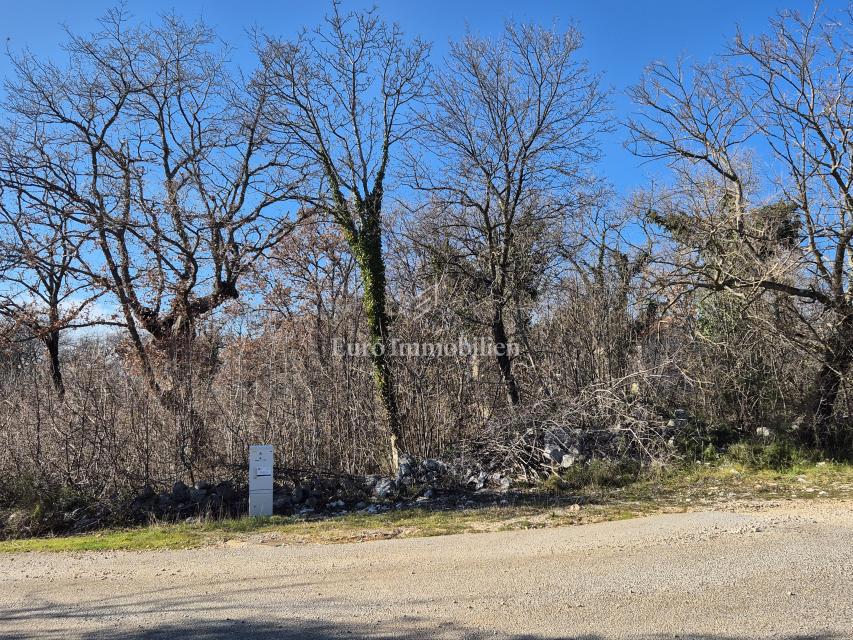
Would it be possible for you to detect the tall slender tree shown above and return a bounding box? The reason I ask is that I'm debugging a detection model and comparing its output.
[0,185,106,398]
[260,5,430,470]
[410,22,608,406]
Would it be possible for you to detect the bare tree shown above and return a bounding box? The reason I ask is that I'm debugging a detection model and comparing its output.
[0,184,106,398]
[410,22,608,406]
[1,10,302,474]
[628,5,852,443]
[259,5,430,470]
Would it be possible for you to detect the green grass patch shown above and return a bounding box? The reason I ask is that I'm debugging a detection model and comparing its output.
[0,525,208,553]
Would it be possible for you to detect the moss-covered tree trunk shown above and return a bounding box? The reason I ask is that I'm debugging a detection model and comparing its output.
[340,193,403,472]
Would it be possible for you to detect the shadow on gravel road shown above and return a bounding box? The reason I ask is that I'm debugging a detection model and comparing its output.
[0,617,841,640]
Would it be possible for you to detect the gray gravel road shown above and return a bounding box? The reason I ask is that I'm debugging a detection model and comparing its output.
[2,500,852,639]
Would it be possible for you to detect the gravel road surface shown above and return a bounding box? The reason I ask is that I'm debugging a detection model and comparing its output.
[2,500,852,639]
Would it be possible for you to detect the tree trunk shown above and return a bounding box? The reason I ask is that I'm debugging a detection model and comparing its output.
[43,331,65,399]
[800,312,853,446]
[153,319,207,482]
[354,217,403,472]
[492,305,520,406]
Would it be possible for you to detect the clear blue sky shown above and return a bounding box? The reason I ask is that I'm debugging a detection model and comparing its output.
[1,0,843,197]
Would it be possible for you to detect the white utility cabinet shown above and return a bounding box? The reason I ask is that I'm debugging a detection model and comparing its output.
[249,444,274,517]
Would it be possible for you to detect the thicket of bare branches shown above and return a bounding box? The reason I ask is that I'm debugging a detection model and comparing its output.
[0,4,850,511]
[627,5,852,447]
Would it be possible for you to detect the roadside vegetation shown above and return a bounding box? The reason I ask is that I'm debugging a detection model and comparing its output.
[3,451,851,553]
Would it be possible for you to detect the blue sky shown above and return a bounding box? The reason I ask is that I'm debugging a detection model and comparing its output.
[1,0,843,198]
